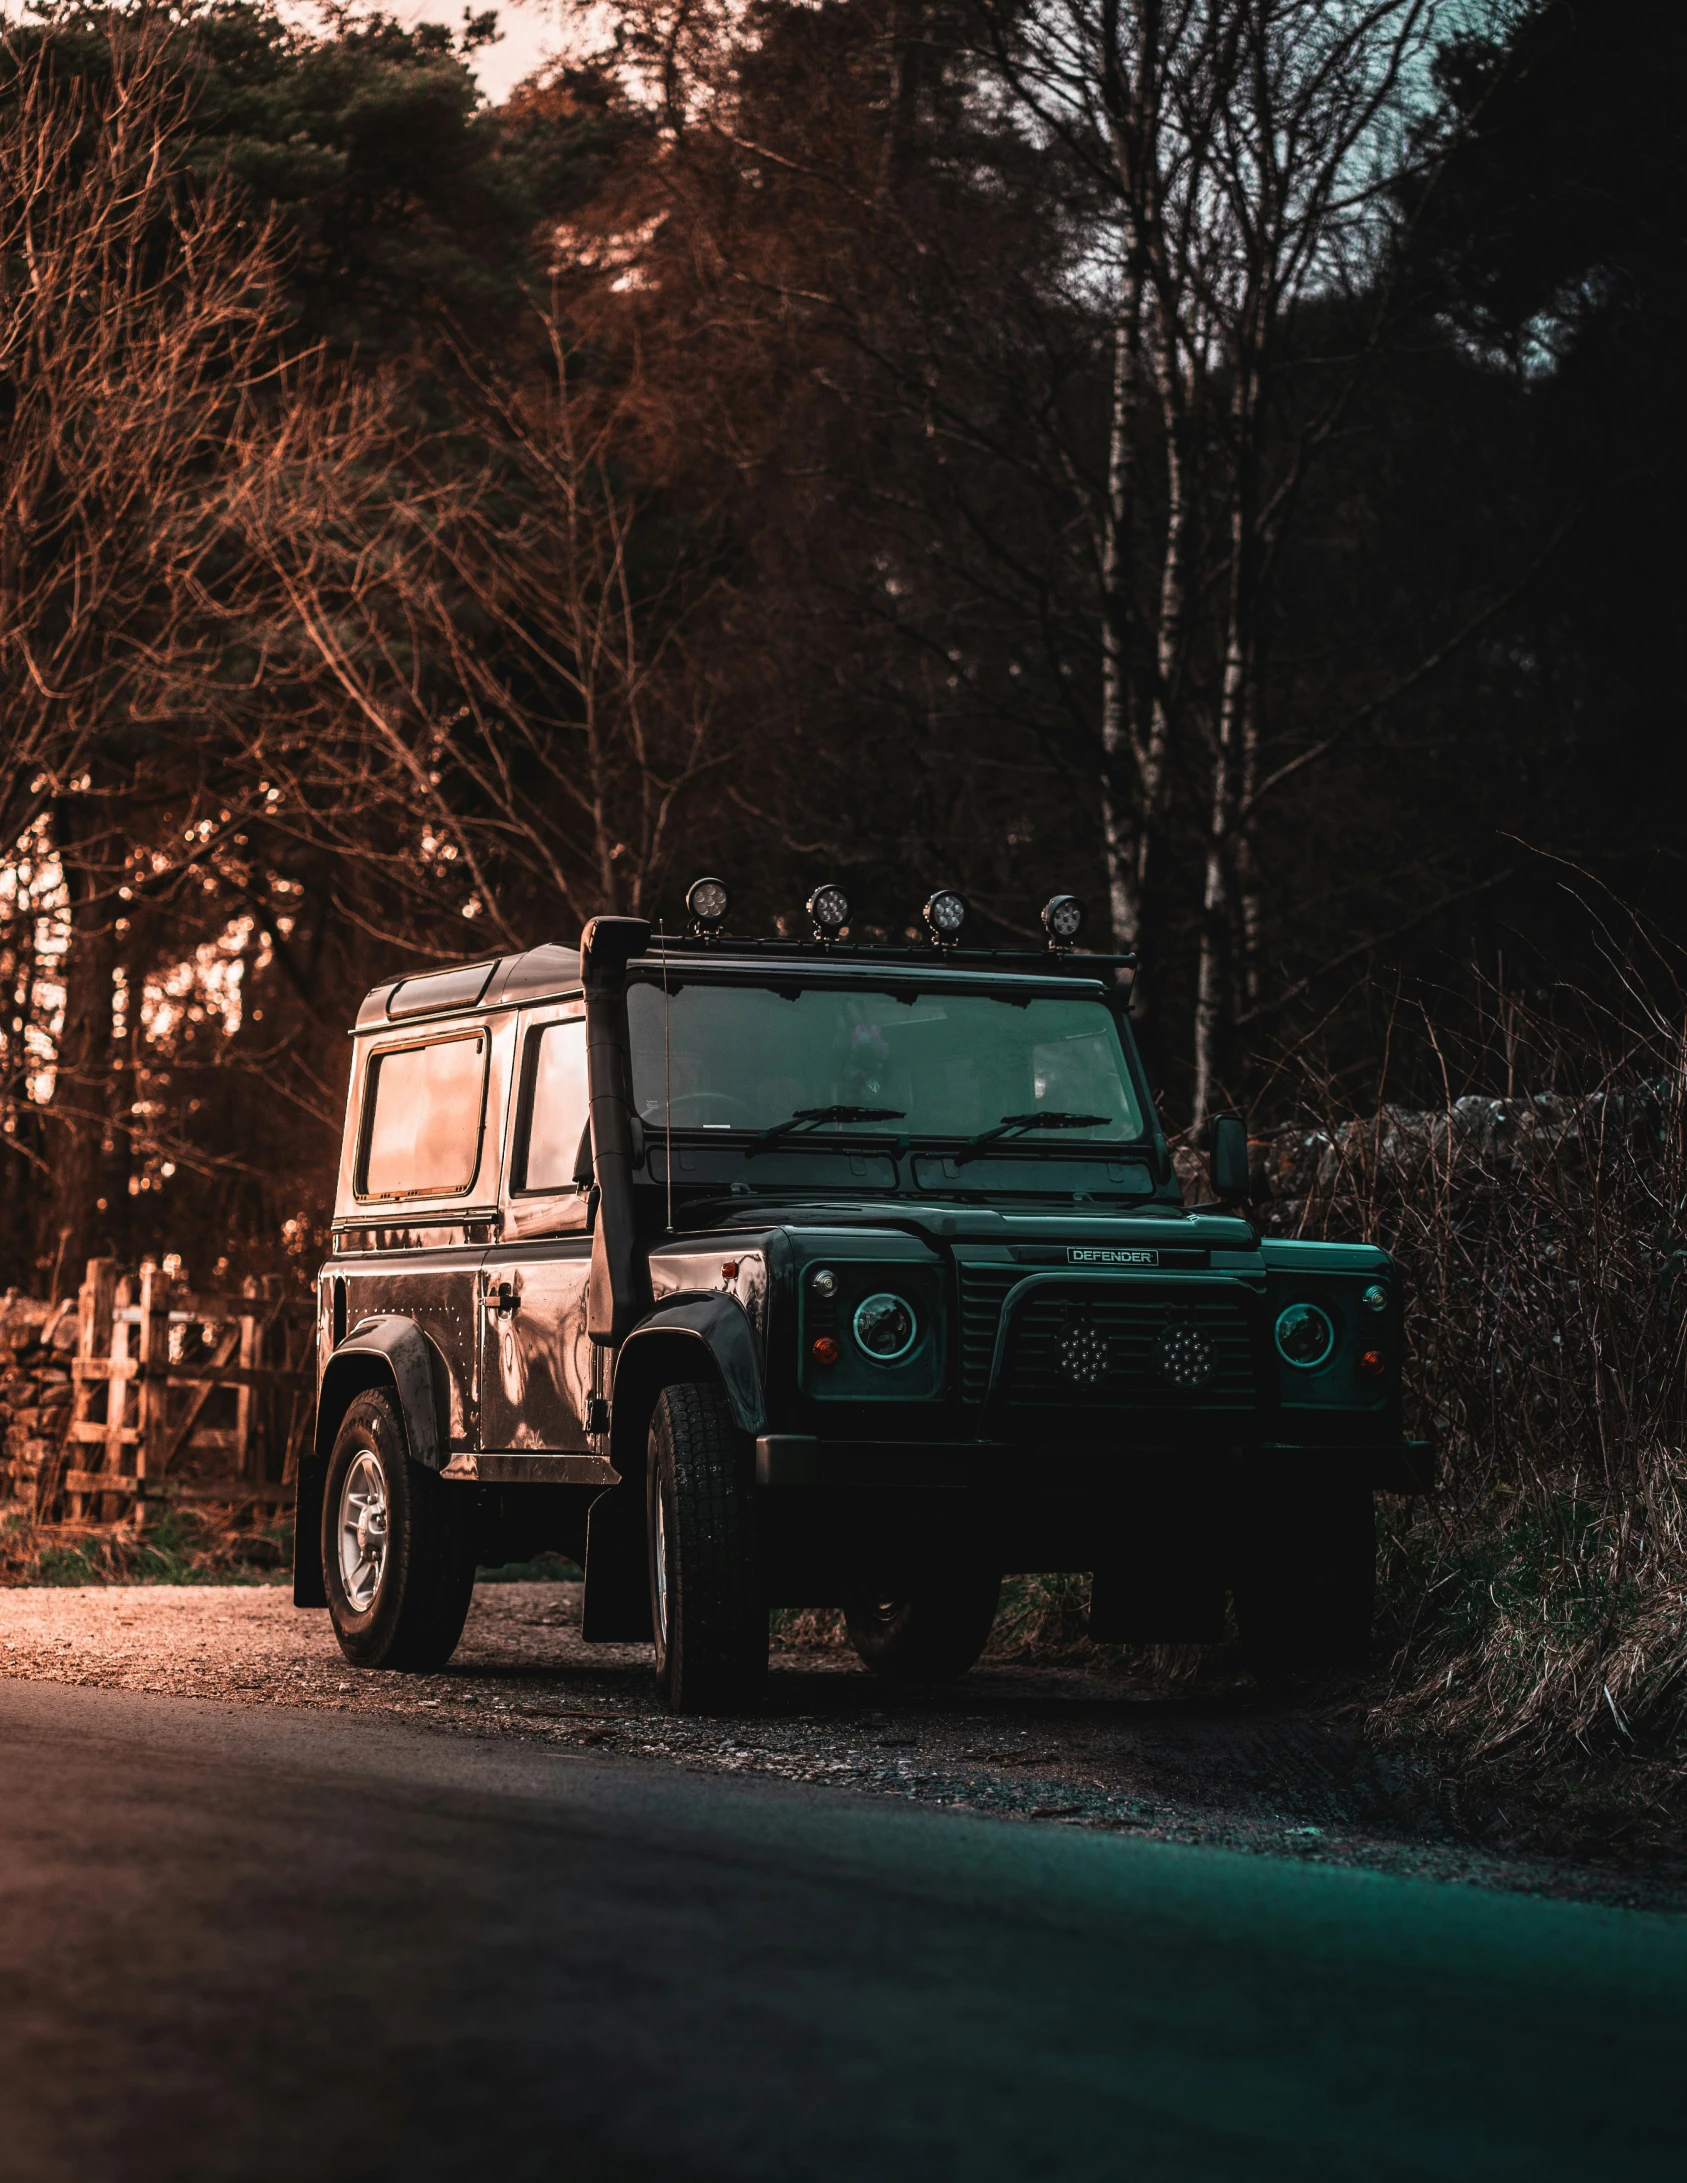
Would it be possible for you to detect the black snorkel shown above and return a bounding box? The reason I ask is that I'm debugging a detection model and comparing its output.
[581,915,652,1345]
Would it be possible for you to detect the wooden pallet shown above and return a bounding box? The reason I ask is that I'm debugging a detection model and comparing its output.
[43,1260,313,1526]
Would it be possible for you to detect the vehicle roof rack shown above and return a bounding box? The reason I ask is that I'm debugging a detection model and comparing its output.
[642,935,1138,972]
[351,934,1136,1031]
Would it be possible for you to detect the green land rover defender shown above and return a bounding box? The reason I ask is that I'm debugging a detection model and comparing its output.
[295,881,1430,1710]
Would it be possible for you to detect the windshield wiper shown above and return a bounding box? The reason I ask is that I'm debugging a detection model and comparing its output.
[956,1111,1111,1164]
[750,1104,907,1153]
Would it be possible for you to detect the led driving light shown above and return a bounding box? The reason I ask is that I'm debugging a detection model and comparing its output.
[685,875,730,932]
[1361,1282,1388,1313]
[1058,1322,1110,1388]
[807,882,850,938]
[853,1291,918,1362]
[923,889,969,943]
[1275,1301,1336,1370]
[1156,1321,1217,1390]
[1042,893,1087,947]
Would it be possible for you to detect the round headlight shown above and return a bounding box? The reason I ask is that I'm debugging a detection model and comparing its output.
[853,1291,918,1362]
[686,875,730,930]
[1042,893,1087,945]
[807,882,850,936]
[923,888,968,941]
[1275,1301,1335,1370]
[1360,1282,1388,1313]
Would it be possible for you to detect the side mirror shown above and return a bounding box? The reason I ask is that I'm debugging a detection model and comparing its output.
[1209,1113,1250,1204]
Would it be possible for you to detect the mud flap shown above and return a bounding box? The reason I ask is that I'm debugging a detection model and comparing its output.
[291,1459,328,1609]
[582,1481,653,1642]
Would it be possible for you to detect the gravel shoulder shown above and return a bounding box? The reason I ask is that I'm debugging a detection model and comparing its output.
[3,1577,1681,1913]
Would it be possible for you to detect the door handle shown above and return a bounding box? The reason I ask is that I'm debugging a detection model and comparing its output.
[492,1278,520,1318]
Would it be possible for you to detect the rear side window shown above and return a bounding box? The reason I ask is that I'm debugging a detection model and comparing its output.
[358,1032,488,1199]
[514,1020,588,1193]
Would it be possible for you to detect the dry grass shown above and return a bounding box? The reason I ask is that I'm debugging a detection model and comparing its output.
[1257,966,1687,1829]
[0,1508,288,1587]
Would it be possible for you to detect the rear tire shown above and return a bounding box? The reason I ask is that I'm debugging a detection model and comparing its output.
[322,1389,475,1671]
[1233,1476,1375,1675]
[647,1381,767,1713]
[844,1570,1002,1681]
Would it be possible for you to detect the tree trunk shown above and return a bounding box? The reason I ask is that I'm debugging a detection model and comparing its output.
[1135,306,1193,1030]
[1192,347,1262,1129]
[1100,286,1143,955]
[1099,2,1188,1020]
[40,789,122,1298]
[1235,711,1264,1022]
[1191,706,1234,1133]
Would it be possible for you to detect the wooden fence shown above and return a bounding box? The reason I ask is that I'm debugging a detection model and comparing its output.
[45,1259,314,1524]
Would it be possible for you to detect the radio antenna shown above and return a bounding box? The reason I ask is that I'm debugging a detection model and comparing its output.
[661,925,674,1237]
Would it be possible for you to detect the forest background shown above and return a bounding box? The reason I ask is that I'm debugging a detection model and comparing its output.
[5,0,1687,1822]
[0,0,1678,1294]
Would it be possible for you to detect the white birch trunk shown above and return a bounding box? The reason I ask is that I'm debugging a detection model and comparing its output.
[1100,293,1143,955]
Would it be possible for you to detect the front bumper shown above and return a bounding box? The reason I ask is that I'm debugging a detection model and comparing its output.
[756,1433,1436,1495]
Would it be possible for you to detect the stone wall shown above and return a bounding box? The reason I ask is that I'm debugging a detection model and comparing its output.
[0,1295,78,1514]
[1177,1093,1634,1238]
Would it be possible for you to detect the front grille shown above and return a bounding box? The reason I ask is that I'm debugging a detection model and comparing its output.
[958,1265,1019,1399]
[1002,1284,1260,1409]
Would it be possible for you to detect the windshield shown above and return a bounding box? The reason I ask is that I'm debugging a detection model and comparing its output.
[627,981,1145,1144]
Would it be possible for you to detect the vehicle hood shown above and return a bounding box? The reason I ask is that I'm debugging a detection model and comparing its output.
[678,1196,1260,1257]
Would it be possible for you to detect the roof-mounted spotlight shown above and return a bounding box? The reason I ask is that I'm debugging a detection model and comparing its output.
[685,875,731,935]
[807,881,850,939]
[1041,893,1087,949]
[923,888,969,946]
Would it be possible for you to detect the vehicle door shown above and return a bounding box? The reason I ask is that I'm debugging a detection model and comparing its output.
[334,1018,507,1458]
[479,1004,595,1451]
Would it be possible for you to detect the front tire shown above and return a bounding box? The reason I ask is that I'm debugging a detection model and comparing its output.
[844,1570,1002,1681]
[647,1381,767,1713]
[322,1389,475,1671]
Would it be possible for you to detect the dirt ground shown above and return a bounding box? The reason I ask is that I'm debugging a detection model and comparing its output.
[2,1576,1680,1913]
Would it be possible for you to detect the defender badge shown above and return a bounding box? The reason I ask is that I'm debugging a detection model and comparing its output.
[1068,1246,1159,1267]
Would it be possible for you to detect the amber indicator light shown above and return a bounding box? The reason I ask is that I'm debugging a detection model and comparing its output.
[1359,1347,1387,1378]
[811,1336,841,1365]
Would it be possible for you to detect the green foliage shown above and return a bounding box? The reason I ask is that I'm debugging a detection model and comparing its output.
[8,2,642,353]
[3,1510,290,1586]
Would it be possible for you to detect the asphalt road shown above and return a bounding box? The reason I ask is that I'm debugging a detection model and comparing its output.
[2,1679,1683,2182]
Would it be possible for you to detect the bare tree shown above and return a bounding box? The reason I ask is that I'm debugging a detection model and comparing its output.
[1185,0,1437,1124]
[223,308,722,946]
[0,28,293,1288]
[423,318,725,926]
[977,0,1448,1114]
[977,0,1239,973]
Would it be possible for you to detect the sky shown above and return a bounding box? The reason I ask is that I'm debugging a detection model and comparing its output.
[293,0,579,102]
